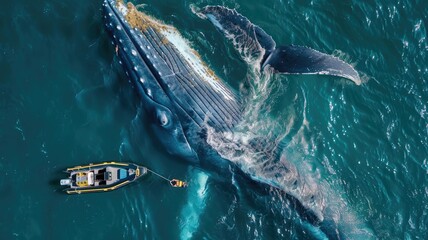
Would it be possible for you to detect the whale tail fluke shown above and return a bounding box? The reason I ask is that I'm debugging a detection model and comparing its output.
[199,5,361,85]
[263,45,361,85]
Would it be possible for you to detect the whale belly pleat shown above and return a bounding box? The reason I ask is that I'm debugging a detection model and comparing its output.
[146,29,242,119]
[140,27,242,131]
[131,30,215,128]
[146,28,242,123]
[106,0,242,132]
[138,30,232,130]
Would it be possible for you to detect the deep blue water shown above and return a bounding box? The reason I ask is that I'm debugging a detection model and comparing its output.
[0,0,427,239]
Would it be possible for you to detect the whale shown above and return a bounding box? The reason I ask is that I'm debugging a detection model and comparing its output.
[102,0,371,239]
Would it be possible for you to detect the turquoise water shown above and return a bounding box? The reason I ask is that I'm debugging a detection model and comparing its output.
[1,0,427,239]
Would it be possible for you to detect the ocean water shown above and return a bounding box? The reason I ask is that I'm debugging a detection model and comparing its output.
[0,0,427,239]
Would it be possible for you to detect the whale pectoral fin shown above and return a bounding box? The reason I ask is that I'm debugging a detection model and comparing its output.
[263,45,361,85]
[199,5,276,63]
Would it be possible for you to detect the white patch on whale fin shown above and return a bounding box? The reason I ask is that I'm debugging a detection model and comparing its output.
[205,14,224,31]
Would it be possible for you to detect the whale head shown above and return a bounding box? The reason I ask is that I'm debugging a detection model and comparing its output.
[102,0,199,162]
[102,0,243,164]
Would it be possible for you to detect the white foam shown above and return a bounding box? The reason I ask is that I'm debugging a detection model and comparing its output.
[179,169,209,240]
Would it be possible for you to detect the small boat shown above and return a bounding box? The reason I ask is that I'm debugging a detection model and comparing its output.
[60,162,148,194]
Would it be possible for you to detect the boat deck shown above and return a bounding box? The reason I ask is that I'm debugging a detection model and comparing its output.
[61,162,147,194]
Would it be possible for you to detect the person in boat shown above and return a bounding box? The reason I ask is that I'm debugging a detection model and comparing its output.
[170,179,187,187]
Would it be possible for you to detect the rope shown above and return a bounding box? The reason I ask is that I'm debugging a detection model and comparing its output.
[146,168,172,182]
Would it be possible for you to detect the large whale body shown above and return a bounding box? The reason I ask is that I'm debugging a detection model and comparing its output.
[102,0,371,238]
